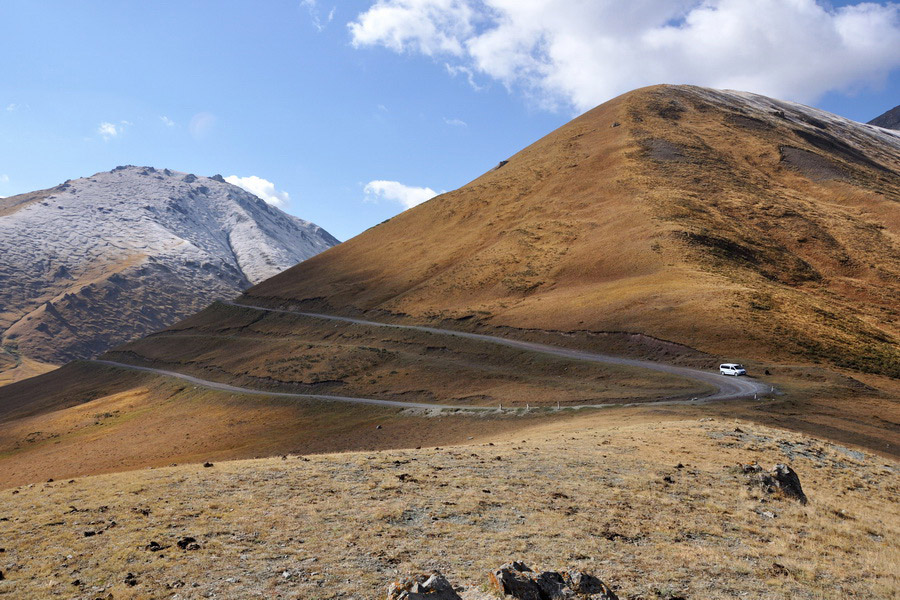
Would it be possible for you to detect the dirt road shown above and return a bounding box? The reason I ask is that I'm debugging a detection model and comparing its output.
[92,302,772,410]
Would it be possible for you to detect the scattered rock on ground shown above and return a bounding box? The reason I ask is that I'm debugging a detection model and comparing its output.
[386,572,462,600]
[743,462,808,504]
[177,536,200,550]
[489,562,618,600]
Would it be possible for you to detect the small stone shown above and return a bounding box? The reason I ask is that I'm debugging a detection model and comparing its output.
[124,572,138,586]
[146,541,164,552]
[203,462,214,468]
[177,536,200,550]
[771,562,790,576]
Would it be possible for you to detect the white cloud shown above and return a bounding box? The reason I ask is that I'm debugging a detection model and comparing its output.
[350,0,900,111]
[302,0,336,31]
[6,103,18,112]
[160,115,176,127]
[189,112,216,140]
[364,179,441,209]
[443,116,467,127]
[97,121,125,141]
[350,0,476,55]
[225,175,290,207]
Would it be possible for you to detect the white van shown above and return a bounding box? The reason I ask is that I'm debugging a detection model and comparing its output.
[720,363,747,376]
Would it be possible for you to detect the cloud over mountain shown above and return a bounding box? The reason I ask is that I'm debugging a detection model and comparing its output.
[350,0,900,111]
[225,175,291,207]
[364,179,441,209]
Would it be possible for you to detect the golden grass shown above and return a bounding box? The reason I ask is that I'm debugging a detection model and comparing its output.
[0,350,56,388]
[0,416,896,599]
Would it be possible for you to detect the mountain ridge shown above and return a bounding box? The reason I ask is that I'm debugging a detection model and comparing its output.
[868,104,900,130]
[0,166,338,373]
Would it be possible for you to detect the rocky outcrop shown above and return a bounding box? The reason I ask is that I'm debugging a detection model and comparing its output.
[386,572,462,600]
[489,562,618,600]
[384,565,618,600]
[742,462,808,504]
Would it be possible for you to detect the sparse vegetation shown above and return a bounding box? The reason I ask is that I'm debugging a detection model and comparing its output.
[0,418,895,599]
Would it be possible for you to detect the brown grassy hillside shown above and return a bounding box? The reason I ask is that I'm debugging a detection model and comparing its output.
[0,416,896,599]
[1,85,897,485]
[244,85,899,377]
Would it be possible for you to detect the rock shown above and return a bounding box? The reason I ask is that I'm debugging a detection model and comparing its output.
[490,563,542,600]
[745,462,807,503]
[563,570,617,598]
[771,463,807,504]
[203,462,214,468]
[386,572,462,600]
[124,572,138,586]
[177,536,200,550]
[145,541,164,552]
[489,563,617,600]
[771,562,790,576]
[0,570,4,581]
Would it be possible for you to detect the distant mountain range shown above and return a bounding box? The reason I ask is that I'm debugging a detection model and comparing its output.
[0,166,338,382]
[868,104,900,130]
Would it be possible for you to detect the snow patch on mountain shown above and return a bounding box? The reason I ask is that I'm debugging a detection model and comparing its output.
[0,166,339,365]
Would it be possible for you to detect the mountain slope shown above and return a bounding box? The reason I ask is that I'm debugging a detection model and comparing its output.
[0,86,897,485]
[868,104,900,130]
[0,166,338,371]
[243,85,899,376]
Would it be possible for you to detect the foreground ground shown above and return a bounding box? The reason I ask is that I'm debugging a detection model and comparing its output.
[0,414,896,599]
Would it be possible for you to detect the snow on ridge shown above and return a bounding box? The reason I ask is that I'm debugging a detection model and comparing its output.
[685,86,900,152]
[0,165,338,287]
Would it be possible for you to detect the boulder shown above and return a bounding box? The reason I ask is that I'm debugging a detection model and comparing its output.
[386,572,462,600]
[771,463,808,504]
[748,463,808,504]
[490,562,543,600]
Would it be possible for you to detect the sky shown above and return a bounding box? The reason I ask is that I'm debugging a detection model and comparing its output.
[1,0,898,241]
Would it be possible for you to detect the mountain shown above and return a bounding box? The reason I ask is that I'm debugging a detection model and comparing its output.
[868,104,900,130]
[0,166,338,380]
[1,86,897,484]
[240,85,899,377]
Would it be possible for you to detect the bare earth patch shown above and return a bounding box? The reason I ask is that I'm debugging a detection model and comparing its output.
[0,417,896,599]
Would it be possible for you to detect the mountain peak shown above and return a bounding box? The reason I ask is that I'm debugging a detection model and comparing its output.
[0,166,339,369]
[868,104,900,130]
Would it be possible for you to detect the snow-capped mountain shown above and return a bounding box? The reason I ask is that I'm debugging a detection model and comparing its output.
[0,166,339,372]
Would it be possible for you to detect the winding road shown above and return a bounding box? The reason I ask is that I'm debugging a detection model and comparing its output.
[92,301,773,412]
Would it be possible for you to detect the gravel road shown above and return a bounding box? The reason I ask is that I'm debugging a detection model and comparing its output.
[92,302,772,411]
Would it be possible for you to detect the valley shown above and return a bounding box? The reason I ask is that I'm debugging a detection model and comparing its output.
[0,84,897,600]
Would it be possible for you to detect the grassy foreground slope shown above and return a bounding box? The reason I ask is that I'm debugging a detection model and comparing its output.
[0,416,896,599]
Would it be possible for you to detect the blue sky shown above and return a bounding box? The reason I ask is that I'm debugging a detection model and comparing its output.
[2,1,898,241]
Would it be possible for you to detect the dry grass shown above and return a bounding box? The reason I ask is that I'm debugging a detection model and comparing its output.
[0,416,896,599]
[0,348,55,388]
